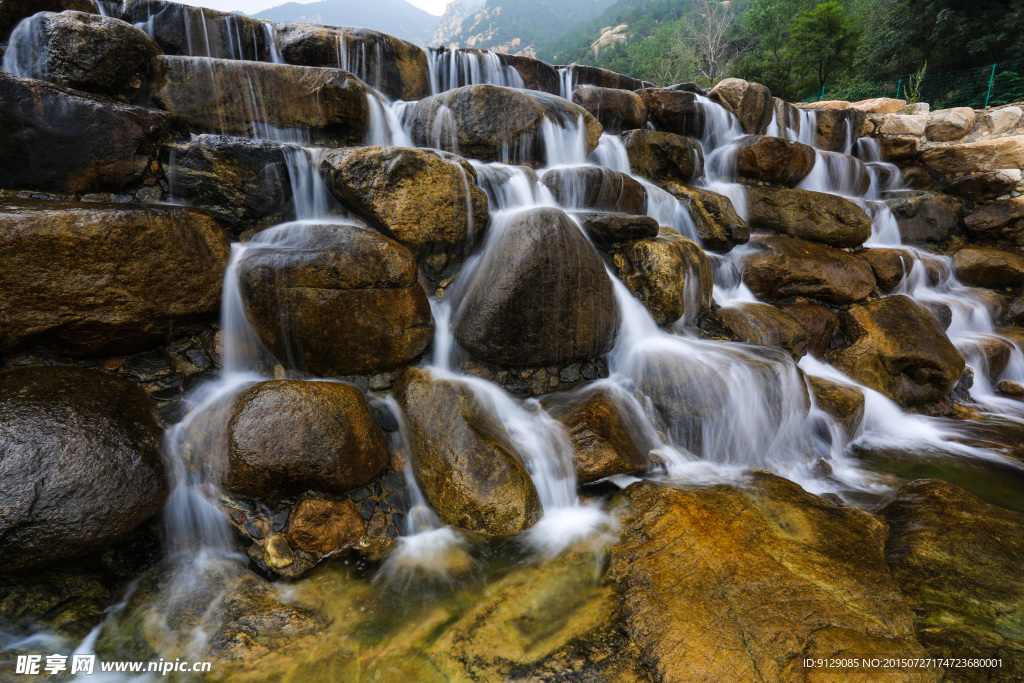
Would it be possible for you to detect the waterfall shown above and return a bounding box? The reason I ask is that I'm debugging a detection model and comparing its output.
[427,48,525,94]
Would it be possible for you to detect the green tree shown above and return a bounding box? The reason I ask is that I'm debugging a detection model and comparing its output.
[627,20,699,85]
[787,1,862,91]
[731,0,815,98]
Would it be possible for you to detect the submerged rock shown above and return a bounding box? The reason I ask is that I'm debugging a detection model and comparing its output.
[610,475,930,682]
[742,234,875,304]
[541,166,647,214]
[407,84,602,165]
[881,480,1024,679]
[149,56,372,145]
[709,77,773,134]
[276,23,429,101]
[0,367,167,572]
[745,184,872,247]
[239,223,433,376]
[658,182,749,251]
[734,135,816,187]
[635,88,703,137]
[830,295,965,406]
[321,146,488,252]
[454,207,618,366]
[613,226,713,325]
[571,85,647,133]
[394,367,541,535]
[0,200,229,355]
[620,129,704,183]
[124,0,268,60]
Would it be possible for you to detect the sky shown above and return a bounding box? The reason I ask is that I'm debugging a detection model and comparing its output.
[180,0,451,16]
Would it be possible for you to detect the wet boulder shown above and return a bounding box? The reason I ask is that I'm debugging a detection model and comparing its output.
[570,211,660,247]
[777,302,838,358]
[657,182,749,251]
[163,134,292,234]
[963,197,1024,245]
[239,223,433,376]
[212,380,388,499]
[0,367,167,572]
[882,191,962,243]
[124,0,268,60]
[540,166,647,214]
[321,146,488,253]
[0,72,173,193]
[880,136,920,162]
[742,234,876,305]
[953,246,1024,289]
[920,136,1024,176]
[275,23,429,102]
[745,184,872,248]
[926,107,976,142]
[546,387,653,485]
[635,88,703,137]
[807,376,865,438]
[708,77,773,134]
[808,107,865,151]
[718,303,809,360]
[454,207,618,366]
[829,295,965,406]
[0,0,97,41]
[620,129,704,183]
[0,200,228,355]
[407,84,602,165]
[5,11,158,98]
[610,475,929,681]
[571,85,647,133]
[881,480,1024,677]
[734,135,817,187]
[558,63,645,91]
[149,56,371,146]
[861,248,913,291]
[942,168,1022,201]
[613,226,712,325]
[394,367,541,535]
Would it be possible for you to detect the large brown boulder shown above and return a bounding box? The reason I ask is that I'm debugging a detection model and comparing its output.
[499,53,561,94]
[571,85,647,133]
[808,107,865,151]
[212,380,388,498]
[540,166,647,214]
[745,184,872,247]
[275,23,429,102]
[807,376,865,438]
[734,135,816,187]
[613,226,712,325]
[953,246,1024,289]
[963,197,1024,245]
[881,480,1024,680]
[0,72,173,193]
[880,136,921,162]
[570,212,660,247]
[883,191,962,243]
[861,248,913,291]
[610,475,931,682]
[0,200,228,355]
[407,84,602,165]
[658,182,749,251]
[394,368,541,535]
[0,0,97,41]
[718,303,809,360]
[0,367,167,572]
[925,107,976,142]
[942,169,1022,201]
[238,223,433,376]
[709,77,773,134]
[558,63,645,91]
[124,0,268,60]
[920,136,1024,176]
[777,302,838,358]
[149,56,372,146]
[620,129,704,183]
[321,146,488,252]
[545,387,653,485]
[742,234,875,304]
[635,88,703,137]
[6,11,159,98]
[454,207,618,366]
[829,295,965,406]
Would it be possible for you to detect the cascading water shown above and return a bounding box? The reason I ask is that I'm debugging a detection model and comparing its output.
[426,47,525,94]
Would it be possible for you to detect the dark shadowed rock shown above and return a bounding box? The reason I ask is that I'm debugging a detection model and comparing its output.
[807,107,864,151]
[807,376,865,438]
[742,234,875,304]
[499,53,561,94]
[275,23,429,102]
[0,200,229,355]
[0,0,97,41]
[658,181,749,251]
[149,56,371,145]
[734,135,816,187]
[880,136,921,162]
[454,207,617,366]
[541,166,647,214]
[719,303,809,360]
[953,247,1024,289]
[124,0,267,60]
[746,184,871,247]
[963,197,1024,246]
[0,72,174,193]
[620,129,704,183]
[635,88,703,137]
[570,212,660,247]
[777,302,838,358]
[239,223,433,376]
[942,169,1022,201]
[394,367,541,535]
[558,63,645,91]
[829,295,965,406]
[571,85,647,133]
[861,248,912,291]
[321,146,488,252]
[0,367,167,572]
[883,191,962,243]
[709,78,772,134]
[407,84,602,165]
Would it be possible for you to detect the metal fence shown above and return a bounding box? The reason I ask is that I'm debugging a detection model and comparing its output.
[805,58,1024,109]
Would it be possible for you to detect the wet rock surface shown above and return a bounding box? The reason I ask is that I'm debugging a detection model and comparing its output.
[746,184,872,247]
[635,87,703,137]
[719,302,809,360]
[658,182,749,251]
[734,135,817,187]
[953,246,1024,289]
[541,166,647,214]
[124,0,268,60]
[620,129,704,183]
[709,77,773,134]
[883,191,962,244]
[742,234,876,304]
[572,85,647,133]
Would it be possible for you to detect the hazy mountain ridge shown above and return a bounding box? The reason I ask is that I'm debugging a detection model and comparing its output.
[255,0,440,44]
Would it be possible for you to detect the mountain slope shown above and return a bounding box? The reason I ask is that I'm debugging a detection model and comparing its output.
[255,0,440,44]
